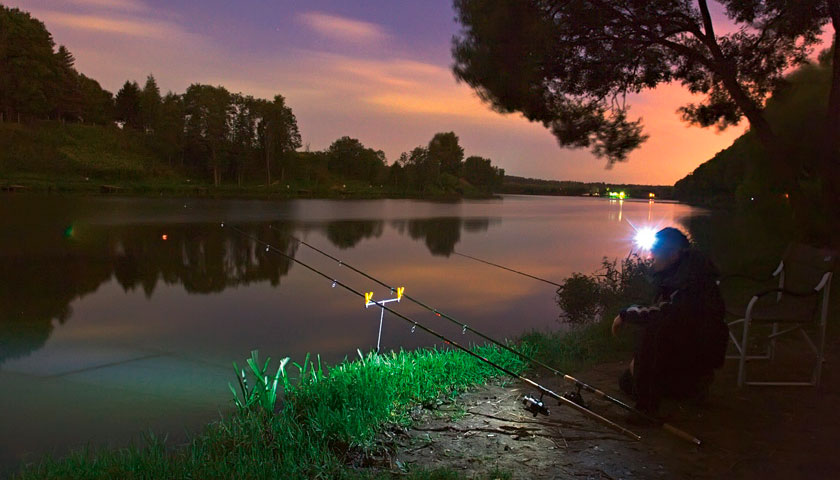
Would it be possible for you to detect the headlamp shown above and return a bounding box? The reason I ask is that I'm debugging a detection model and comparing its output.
[633,227,657,251]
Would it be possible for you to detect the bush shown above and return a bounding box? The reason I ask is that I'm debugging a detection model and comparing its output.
[555,273,602,323]
[556,255,653,324]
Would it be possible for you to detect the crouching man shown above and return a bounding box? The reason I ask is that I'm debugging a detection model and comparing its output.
[612,227,728,414]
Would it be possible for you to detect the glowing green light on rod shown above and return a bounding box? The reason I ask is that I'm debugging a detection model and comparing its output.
[64,224,75,239]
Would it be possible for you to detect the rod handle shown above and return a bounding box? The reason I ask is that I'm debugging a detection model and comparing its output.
[662,423,702,446]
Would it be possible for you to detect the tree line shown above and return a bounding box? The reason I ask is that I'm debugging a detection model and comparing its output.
[0,6,504,193]
[112,77,302,186]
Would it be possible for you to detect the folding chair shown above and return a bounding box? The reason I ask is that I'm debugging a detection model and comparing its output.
[720,243,836,387]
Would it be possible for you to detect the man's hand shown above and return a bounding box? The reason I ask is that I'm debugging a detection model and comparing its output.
[611,314,623,336]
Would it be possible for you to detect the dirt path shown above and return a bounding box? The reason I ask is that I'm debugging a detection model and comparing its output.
[383,336,840,479]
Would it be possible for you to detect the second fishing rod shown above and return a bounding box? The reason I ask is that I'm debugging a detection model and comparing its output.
[272,225,701,447]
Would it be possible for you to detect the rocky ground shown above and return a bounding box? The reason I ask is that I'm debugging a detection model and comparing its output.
[376,334,840,479]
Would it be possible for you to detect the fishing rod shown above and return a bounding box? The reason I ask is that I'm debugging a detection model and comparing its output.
[452,251,563,288]
[225,223,641,442]
[274,226,702,446]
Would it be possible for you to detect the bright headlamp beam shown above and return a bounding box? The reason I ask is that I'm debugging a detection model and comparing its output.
[634,227,657,251]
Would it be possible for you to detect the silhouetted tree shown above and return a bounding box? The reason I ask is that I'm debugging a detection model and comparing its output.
[256,94,301,185]
[52,45,83,121]
[0,7,58,121]
[139,74,161,133]
[115,80,141,129]
[405,146,438,191]
[230,93,259,185]
[452,0,838,237]
[156,92,184,164]
[184,84,232,185]
[428,131,464,176]
[327,136,386,182]
[77,73,113,124]
[388,161,406,189]
[463,155,504,191]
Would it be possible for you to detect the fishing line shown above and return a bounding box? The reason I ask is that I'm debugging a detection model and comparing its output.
[452,251,563,288]
[225,223,641,442]
[274,226,701,446]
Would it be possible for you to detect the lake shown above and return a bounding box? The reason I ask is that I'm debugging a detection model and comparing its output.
[0,194,703,473]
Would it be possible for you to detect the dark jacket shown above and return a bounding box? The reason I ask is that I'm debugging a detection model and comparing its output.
[620,249,728,371]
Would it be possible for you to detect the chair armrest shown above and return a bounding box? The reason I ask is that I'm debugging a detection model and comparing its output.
[718,261,784,285]
[751,287,819,300]
[718,273,774,285]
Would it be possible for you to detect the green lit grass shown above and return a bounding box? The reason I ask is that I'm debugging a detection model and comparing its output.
[13,345,528,479]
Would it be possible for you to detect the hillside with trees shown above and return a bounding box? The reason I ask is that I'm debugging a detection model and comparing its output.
[675,48,835,234]
[0,6,504,198]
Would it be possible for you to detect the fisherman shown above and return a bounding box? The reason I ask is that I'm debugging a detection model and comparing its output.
[611,227,727,414]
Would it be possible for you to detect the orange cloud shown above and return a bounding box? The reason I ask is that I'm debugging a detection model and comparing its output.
[38,11,184,39]
[68,0,149,12]
[298,12,389,43]
[286,51,530,124]
[366,92,489,119]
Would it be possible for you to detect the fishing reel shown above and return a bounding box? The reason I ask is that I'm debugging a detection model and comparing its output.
[560,385,588,409]
[522,393,550,417]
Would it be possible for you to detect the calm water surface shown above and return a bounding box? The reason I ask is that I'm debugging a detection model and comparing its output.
[0,194,703,472]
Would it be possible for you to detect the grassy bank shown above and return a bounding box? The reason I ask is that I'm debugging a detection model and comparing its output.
[13,345,532,479]
[12,317,632,480]
[0,173,491,200]
[0,122,495,200]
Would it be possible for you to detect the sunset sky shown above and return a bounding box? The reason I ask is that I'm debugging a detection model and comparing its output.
[8,0,830,185]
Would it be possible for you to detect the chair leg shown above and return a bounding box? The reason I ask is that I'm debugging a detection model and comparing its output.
[726,327,743,359]
[737,316,751,387]
[768,322,778,360]
[814,280,832,387]
[814,318,828,387]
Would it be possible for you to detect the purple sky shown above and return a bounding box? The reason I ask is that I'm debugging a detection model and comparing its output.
[8,0,829,184]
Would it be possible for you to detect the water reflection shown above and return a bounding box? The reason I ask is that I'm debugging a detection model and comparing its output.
[324,220,384,249]
[392,217,497,256]
[607,199,624,222]
[1,224,297,364]
[1,216,499,365]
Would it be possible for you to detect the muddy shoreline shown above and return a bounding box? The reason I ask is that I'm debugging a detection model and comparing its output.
[375,336,840,479]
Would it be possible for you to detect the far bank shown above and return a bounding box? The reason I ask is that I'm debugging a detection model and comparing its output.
[0,121,504,201]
